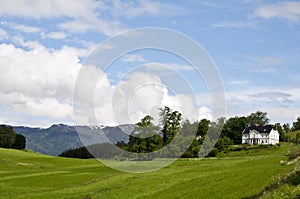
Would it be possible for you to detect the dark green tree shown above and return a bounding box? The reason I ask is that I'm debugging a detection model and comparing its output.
[0,125,16,148]
[159,106,182,145]
[283,123,291,133]
[12,134,26,150]
[181,138,200,158]
[196,119,210,137]
[292,117,300,131]
[215,136,233,151]
[127,115,162,154]
[296,133,300,145]
[179,120,200,158]
[222,116,248,144]
[247,111,269,125]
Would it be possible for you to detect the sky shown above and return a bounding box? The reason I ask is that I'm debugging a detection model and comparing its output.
[0,0,300,127]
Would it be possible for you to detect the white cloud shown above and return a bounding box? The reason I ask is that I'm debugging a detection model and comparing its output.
[143,62,194,71]
[122,54,147,62]
[1,93,72,118]
[0,28,8,40]
[41,31,68,40]
[197,1,223,8]
[198,106,213,121]
[212,21,258,29]
[74,69,204,126]
[0,0,124,36]
[247,57,283,74]
[0,41,206,126]
[248,91,292,103]
[11,24,41,33]
[58,18,125,35]
[0,43,81,122]
[249,67,277,74]
[0,0,101,19]
[226,80,249,85]
[112,0,160,18]
[0,0,183,36]
[254,57,283,66]
[110,0,184,18]
[253,1,300,23]
[225,88,300,124]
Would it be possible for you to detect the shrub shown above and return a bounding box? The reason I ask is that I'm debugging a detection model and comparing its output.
[206,148,218,157]
[288,147,300,161]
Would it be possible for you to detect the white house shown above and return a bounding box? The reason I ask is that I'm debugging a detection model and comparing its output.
[242,125,279,145]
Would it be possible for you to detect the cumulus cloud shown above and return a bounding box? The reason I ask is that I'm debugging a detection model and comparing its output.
[0,42,81,124]
[0,41,207,127]
[74,65,208,126]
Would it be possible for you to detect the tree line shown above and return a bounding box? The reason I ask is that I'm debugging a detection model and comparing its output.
[0,125,26,150]
[60,108,300,159]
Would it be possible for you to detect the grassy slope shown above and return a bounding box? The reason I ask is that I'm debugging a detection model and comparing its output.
[0,143,297,199]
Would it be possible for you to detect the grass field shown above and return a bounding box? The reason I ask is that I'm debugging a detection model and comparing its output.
[0,143,298,199]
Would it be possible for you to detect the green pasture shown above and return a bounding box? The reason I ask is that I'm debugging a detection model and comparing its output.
[0,143,298,198]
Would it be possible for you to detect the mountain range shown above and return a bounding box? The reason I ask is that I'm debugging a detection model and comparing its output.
[12,124,135,156]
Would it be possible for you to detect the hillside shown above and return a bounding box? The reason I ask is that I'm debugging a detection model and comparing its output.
[0,143,299,198]
[12,124,134,155]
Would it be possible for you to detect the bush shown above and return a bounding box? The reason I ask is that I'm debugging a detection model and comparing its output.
[206,148,218,157]
[288,147,300,161]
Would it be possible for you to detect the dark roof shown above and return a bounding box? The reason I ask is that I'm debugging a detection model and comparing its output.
[242,124,273,134]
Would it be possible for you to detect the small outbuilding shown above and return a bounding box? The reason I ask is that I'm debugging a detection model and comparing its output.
[242,124,279,145]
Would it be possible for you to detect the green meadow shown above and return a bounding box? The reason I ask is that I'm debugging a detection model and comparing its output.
[0,143,299,199]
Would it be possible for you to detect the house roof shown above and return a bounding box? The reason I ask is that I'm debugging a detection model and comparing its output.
[242,124,273,134]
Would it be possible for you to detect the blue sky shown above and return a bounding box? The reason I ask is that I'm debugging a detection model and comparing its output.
[0,0,300,127]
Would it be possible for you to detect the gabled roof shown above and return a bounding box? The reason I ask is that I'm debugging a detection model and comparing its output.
[242,124,273,134]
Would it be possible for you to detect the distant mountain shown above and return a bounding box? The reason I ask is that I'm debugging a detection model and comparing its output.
[12,124,134,156]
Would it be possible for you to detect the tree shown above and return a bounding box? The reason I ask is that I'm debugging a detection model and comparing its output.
[247,111,269,125]
[283,123,291,142]
[283,123,291,133]
[180,120,200,158]
[181,138,200,158]
[222,116,248,144]
[0,125,16,148]
[12,134,26,150]
[296,133,300,145]
[127,115,162,155]
[274,123,285,142]
[292,117,300,131]
[159,106,182,145]
[215,136,233,151]
[196,119,210,137]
